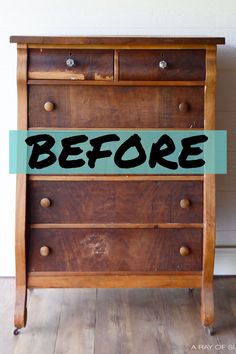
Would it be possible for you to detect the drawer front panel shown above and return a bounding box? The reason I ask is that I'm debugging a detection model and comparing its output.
[28,181,203,224]
[28,228,203,272]
[28,49,114,80]
[119,50,205,81]
[28,85,204,128]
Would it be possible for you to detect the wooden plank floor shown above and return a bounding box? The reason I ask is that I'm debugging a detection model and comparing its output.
[0,277,235,354]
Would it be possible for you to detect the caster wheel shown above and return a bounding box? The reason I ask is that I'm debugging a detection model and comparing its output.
[204,325,215,336]
[13,328,20,336]
[188,288,194,292]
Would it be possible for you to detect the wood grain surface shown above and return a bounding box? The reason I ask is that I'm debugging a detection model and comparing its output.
[119,49,205,81]
[14,44,28,330]
[28,49,114,80]
[28,85,204,128]
[27,228,203,272]
[10,35,226,45]
[28,181,203,224]
[201,47,217,327]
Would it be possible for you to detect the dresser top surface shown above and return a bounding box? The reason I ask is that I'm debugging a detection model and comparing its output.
[10,35,225,45]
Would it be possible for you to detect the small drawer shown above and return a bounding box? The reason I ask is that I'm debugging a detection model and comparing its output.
[28,181,203,224]
[28,49,114,80]
[28,85,204,128]
[27,228,203,272]
[119,50,205,81]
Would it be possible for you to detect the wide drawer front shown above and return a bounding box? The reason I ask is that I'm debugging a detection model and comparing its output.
[119,50,205,81]
[28,86,204,128]
[28,49,114,80]
[28,181,203,224]
[27,228,203,272]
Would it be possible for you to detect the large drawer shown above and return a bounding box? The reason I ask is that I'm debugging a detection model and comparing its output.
[119,49,205,81]
[28,181,203,224]
[28,49,114,80]
[27,228,203,272]
[28,85,204,128]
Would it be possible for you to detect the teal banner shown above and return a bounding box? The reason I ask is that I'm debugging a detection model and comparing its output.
[9,130,227,174]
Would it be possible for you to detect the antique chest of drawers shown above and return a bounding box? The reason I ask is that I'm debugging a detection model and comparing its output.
[10,36,225,335]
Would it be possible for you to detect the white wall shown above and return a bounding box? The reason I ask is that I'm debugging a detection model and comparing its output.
[0,0,235,276]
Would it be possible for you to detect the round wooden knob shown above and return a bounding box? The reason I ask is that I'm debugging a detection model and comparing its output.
[44,101,55,112]
[40,197,51,208]
[180,198,190,209]
[40,246,50,257]
[179,246,190,257]
[179,102,189,113]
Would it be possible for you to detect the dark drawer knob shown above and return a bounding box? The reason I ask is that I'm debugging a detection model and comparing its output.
[179,246,190,257]
[180,198,190,209]
[40,246,50,257]
[179,102,189,113]
[66,58,76,67]
[44,101,55,112]
[40,197,51,208]
[159,60,168,69]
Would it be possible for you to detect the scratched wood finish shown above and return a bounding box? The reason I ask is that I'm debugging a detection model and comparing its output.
[119,49,205,81]
[28,49,114,80]
[27,181,203,224]
[27,228,203,272]
[28,85,204,128]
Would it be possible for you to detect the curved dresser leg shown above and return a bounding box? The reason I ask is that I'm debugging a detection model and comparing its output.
[201,48,217,336]
[14,45,28,335]
[14,286,27,333]
[201,285,215,335]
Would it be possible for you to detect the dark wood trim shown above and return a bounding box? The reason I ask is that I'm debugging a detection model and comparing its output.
[28,175,204,181]
[27,79,205,86]
[10,36,225,45]
[29,223,203,229]
[28,270,202,276]
[28,127,204,131]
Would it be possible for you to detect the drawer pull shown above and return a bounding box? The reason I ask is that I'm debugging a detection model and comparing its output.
[179,246,190,257]
[40,246,50,257]
[40,198,51,208]
[179,102,189,113]
[44,101,55,112]
[66,58,76,67]
[159,60,168,69]
[180,198,190,209]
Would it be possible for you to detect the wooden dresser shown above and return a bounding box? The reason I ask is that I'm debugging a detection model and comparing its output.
[10,36,225,335]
